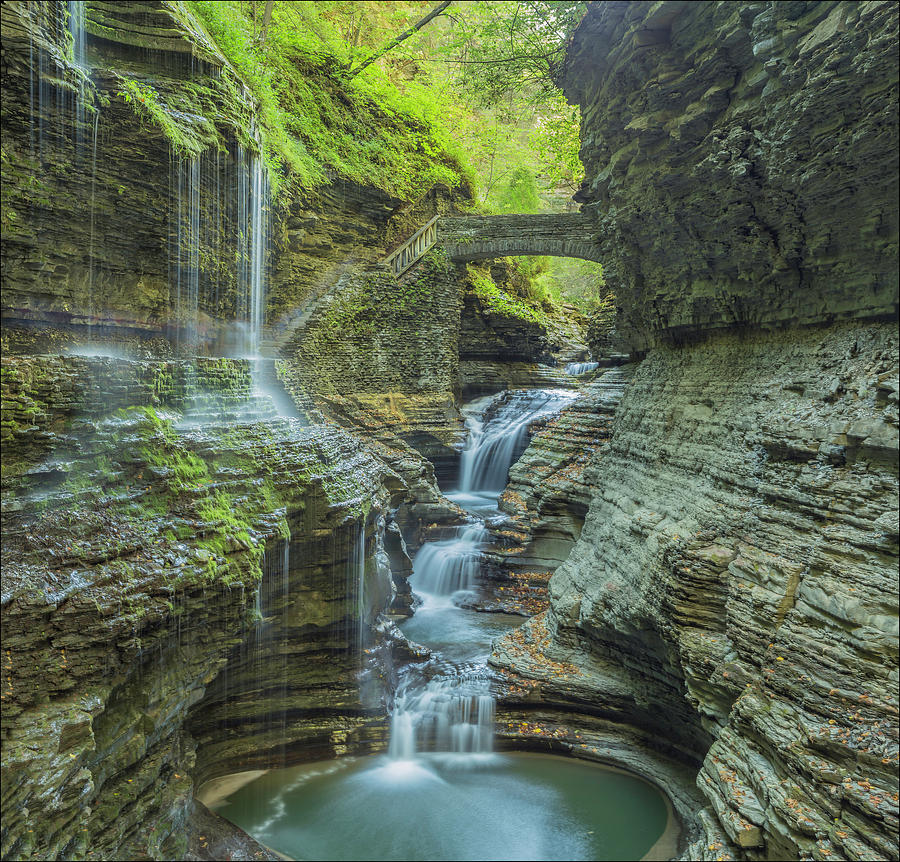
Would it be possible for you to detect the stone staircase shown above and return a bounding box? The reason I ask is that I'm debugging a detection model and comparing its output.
[265,216,440,357]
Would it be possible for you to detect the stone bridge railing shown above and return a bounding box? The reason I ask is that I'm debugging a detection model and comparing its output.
[440,213,603,263]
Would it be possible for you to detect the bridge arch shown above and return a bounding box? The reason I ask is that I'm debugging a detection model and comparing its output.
[440,213,603,264]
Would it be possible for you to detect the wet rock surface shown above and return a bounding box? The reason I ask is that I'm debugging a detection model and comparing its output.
[492,324,899,860]
[0,354,431,860]
[490,367,633,580]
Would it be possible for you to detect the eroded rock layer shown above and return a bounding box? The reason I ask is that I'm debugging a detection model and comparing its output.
[494,324,899,860]
[0,354,430,860]
[491,3,899,859]
[564,0,899,352]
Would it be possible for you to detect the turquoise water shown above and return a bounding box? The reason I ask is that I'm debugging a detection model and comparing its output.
[210,751,669,861]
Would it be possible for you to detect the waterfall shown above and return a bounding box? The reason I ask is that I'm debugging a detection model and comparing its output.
[67,1,86,70]
[169,154,201,352]
[236,136,269,358]
[410,523,488,595]
[388,389,577,763]
[388,679,496,760]
[565,361,599,376]
[457,389,577,494]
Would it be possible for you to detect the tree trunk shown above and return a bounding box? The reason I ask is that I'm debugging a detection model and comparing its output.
[348,1,452,78]
[257,0,274,46]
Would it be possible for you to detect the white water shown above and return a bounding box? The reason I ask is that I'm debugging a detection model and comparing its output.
[410,523,488,595]
[565,361,599,376]
[236,134,269,359]
[67,1,87,70]
[388,389,575,763]
[456,389,577,500]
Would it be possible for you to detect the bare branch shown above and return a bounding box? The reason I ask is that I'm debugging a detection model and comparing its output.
[348,1,453,78]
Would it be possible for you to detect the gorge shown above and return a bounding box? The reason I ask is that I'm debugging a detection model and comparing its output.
[1,2,898,862]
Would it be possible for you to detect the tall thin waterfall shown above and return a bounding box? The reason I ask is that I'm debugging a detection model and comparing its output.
[67,1,86,69]
[457,389,577,493]
[236,136,269,358]
[169,154,202,351]
[165,139,269,357]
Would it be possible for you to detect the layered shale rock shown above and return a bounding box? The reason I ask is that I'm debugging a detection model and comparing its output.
[485,367,633,606]
[564,0,899,353]
[280,251,468,479]
[494,2,899,860]
[494,324,899,860]
[0,354,435,860]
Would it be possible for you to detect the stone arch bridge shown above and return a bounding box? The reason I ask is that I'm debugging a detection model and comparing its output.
[383,213,603,276]
[440,213,602,264]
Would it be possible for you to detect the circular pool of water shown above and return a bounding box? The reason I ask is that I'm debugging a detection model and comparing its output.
[204,751,670,861]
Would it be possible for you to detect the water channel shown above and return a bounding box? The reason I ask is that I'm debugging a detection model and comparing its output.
[201,389,670,861]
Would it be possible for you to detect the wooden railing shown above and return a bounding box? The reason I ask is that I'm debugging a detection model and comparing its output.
[383,215,439,276]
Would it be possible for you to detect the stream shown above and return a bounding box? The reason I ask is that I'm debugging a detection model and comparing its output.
[202,389,669,861]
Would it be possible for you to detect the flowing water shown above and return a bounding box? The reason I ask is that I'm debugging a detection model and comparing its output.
[565,361,599,376]
[202,389,670,859]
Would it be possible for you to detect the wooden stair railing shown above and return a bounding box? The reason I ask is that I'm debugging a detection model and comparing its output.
[383,215,439,276]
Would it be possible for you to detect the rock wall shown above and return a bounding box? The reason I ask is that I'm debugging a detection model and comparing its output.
[0,1,460,351]
[491,3,900,860]
[564,0,899,353]
[489,367,632,581]
[0,354,433,860]
[496,324,899,860]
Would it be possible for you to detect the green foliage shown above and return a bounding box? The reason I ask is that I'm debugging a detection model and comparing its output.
[530,99,584,193]
[529,256,606,310]
[491,165,541,214]
[467,264,552,327]
[186,1,468,199]
[118,79,204,157]
[437,2,587,104]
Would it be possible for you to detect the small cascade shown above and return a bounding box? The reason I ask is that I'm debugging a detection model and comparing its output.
[565,361,599,376]
[388,678,496,759]
[385,387,580,765]
[410,523,488,595]
[457,389,577,495]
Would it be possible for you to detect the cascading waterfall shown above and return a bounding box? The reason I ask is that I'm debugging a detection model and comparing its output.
[410,523,488,595]
[67,1,86,69]
[565,361,599,376]
[388,677,496,760]
[457,389,578,495]
[387,389,575,762]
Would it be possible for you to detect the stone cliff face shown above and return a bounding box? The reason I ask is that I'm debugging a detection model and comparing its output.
[564,0,898,353]
[0,353,432,860]
[492,3,900,860]
[0,5,470,857]
[479,368,631,614]
[0,1,460,351]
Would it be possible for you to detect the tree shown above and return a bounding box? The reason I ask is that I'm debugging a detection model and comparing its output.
[348,1,453,78]
[440,2,587,104]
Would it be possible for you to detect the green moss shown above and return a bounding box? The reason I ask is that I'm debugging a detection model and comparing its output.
[185,1,468,200]
[466,264,552,328]
[117,78,218,157]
